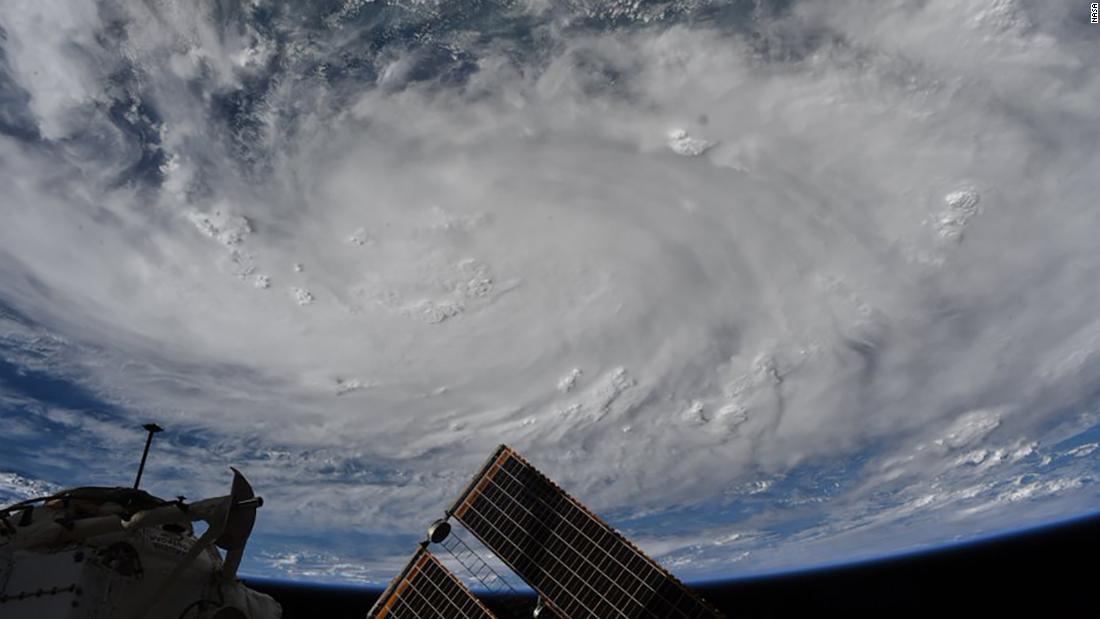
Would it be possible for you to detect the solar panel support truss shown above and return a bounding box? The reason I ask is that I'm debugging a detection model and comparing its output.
[437,530,515,597]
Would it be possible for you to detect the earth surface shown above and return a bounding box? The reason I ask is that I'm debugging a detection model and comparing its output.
[2,0,1099,587]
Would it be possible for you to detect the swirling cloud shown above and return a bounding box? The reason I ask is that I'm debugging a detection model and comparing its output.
[1,0,1098,582]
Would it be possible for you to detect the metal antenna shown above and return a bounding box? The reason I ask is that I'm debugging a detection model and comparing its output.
[133,423,164,489]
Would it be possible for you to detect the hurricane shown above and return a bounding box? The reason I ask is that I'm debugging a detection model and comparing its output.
[2,0,1098,583]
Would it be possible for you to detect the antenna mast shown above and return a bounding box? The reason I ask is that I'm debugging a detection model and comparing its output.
[133,423,164,489]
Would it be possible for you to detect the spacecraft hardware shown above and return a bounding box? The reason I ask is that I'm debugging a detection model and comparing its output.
[0,424,281,619]
[369,445,724,619]
[2,427,722,618]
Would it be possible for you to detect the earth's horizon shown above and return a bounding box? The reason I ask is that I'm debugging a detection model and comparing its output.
[2,0,1099,588]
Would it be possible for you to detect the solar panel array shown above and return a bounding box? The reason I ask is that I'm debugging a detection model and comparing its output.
[369,545,499,619]
[449,446,725,619]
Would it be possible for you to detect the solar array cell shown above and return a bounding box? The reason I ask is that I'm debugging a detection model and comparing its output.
[450,446,724,619]
[369,545,499,619]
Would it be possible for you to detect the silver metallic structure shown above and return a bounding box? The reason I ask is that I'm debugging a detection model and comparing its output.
[0,425,281,619]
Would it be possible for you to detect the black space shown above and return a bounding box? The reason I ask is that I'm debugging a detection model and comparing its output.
[246,512,1100,617]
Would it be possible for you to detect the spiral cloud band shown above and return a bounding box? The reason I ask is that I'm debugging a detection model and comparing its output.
[1,0,1098,582]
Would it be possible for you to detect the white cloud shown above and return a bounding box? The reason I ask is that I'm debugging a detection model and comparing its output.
[0,471,59,503]
[2,0,1099,581]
